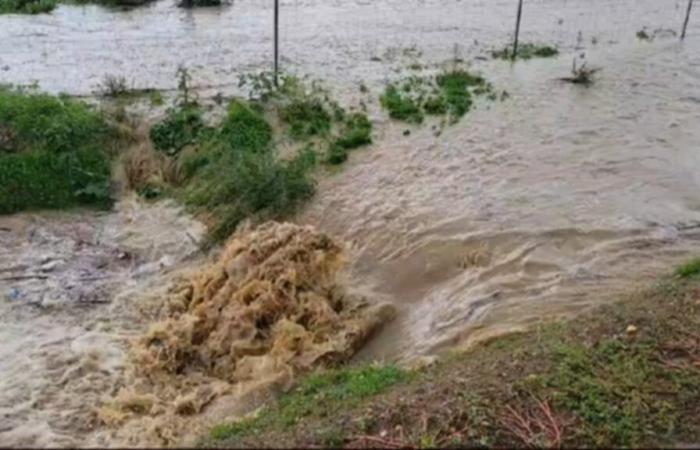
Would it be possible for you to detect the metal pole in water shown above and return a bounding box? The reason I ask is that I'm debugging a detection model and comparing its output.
[682,0,694,40]
[274,0,280,87]
[512,0,524,60]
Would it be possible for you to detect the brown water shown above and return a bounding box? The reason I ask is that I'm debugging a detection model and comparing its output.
[1,0,700,446]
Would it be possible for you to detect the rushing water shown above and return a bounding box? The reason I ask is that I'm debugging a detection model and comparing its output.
[1,0,700,446]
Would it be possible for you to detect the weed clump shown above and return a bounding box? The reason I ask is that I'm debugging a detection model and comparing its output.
[0,0,56,14]
[380,85,424,124]
[492,43,559,60]
[675,257,700,278]
[0,88,112,213]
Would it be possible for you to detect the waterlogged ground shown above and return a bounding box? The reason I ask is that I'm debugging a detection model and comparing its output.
[1,0,700,447]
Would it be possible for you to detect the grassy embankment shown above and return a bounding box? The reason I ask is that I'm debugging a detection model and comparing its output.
[204,259,700,448]
[131,72,373,243]
[0,87,115,213]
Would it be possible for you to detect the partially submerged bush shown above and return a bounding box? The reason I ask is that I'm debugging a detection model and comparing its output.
[149,105,204,156]
[0,88,112,213]
[381,69,491,125]
[0,0,56,14]
[380,85,424,124]
[492,43,559,60]
[560,59,600,85]
[327,113,373,165]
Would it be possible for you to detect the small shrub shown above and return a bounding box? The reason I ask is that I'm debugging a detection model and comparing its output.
[380,85,424,124]
[0,0,56,14]
[280,99,332,140]
[149,105,204,156]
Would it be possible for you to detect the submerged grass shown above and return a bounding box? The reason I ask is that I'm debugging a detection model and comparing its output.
[0,88,113,213]
[206,261,700,448]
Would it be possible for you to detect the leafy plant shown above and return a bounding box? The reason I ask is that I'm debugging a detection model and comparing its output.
[149,105,204,156]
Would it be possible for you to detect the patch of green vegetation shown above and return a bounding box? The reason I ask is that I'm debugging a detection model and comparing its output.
[0,88,112,213]
[209,365,407,442]
[149,105,204,156]
[174,98,314,243]
[0,0,56,14]
[280,99,332,140]
[492,43,559,60]
[220,100,272,153]
[380,85,424,124]
[326,113,373,165]
[675,257,700,278]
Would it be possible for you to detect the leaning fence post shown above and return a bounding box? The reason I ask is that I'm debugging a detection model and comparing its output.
[682,0,694,40]
[274,0,280,87]
[512,0,524,60]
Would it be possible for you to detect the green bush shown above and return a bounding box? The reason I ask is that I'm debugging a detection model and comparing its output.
[149,105,204,156]
[0,88,112,213]
[0,0,56,14]
[280,99,332,140]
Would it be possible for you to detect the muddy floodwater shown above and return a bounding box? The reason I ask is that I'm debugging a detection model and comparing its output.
[2,0,700,447]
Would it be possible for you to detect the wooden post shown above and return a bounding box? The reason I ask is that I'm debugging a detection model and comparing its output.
[274,0,280,87]
[682,0,694,40]
[512,0,524,60]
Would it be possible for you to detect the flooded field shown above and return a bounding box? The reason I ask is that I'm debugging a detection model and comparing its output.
[1,0,700,446]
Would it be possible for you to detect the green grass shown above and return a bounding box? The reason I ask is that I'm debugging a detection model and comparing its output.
[675,257,700,278]
[209,365,407,443]
[0,0,56,14]
[492,43,559,60]
[219,100,272,153]
[0,88,112,213]
[149,104,204,156]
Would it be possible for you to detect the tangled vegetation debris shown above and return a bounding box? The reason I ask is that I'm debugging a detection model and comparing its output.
[98,222,396,446]
[0,87,114,213]
[492,43,559,60]
[560,59,601,85]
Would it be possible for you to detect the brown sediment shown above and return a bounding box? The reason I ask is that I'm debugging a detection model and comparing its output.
[98,222,395,446]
